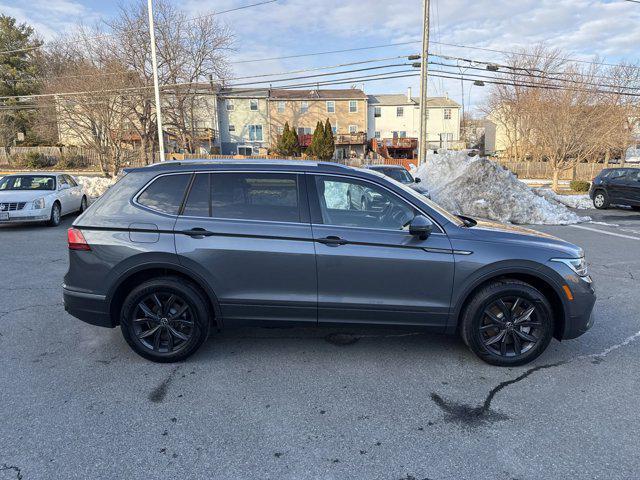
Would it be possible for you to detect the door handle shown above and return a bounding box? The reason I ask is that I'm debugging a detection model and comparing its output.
[181,227,215,238]
[317,235,348,246]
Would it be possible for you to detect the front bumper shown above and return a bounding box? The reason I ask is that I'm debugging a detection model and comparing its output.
[561,275,596,340]
[0,208,49,223]
[63,285,114,328]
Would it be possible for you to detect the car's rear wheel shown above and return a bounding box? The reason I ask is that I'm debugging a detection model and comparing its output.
[120,277,210,362]
[593,190,609,209]
[47,202,61,227]
[460,280,554,366]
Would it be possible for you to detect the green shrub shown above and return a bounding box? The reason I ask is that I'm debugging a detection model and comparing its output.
[21,152,53,169]
[570,180,590,193]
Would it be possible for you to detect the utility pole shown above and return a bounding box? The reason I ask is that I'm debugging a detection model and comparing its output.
[417,0,430,165]
[147,0,165,162]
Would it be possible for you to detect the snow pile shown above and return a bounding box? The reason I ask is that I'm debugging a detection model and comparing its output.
[533,188,593,210]
[413,151,591,225]
[76,176,116,198]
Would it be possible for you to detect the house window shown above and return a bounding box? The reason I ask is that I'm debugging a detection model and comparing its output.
[250,100,258,111]
[276,126,284,135]
[332,125,337,134]
[238,146,253,156]
[348,125,358,134]
[399,131,407,138]
[300,101,308,113]
[374,131,381,139]
[228,124,235,132]
[226,100,234,111]
[396,107,404,117]
[248,124,263,141]
[298,127,312,136]
[444,108,452,120]
[326,101,335,113]
[277,101,285,113]
[349,100,357,113]
[374,107,381,118]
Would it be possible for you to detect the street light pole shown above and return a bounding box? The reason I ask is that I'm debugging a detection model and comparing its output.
[147,0,166,162]
[418,0,430,165]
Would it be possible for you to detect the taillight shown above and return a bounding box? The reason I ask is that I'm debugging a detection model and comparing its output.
[67,228,91,251]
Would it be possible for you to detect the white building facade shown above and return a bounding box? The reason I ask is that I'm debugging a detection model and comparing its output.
[367,89,462,149]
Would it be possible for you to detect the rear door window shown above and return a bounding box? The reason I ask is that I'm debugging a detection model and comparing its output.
[183,173,210,217]
[137,174,191,215]
[205,173,300,222]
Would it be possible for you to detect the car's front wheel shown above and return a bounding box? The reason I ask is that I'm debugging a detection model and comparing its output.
[460,280,554,366]
[47,202,61,227]
[593,190,609,209]
[120,277,210,362]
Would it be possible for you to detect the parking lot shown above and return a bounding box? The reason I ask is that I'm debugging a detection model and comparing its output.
[1,207,639,480]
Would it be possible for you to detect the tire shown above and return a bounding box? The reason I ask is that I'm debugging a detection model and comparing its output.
[79,196,88,213]
[460,280,554,367]
[47,202,61,227]
[120,276,211,363]
[593,190,609,209]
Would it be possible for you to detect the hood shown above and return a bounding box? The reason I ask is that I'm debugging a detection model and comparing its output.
[408,182,430,194]
[0,190,55,202]
[468,218,583,257]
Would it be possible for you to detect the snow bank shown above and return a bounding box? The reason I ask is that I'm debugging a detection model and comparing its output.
[75,176,116,198]
[413,152,590,225]
[533,188,593,210]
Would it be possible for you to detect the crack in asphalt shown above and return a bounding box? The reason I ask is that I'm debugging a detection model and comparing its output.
[432,329,640,427]
[148,366,181,403]
[0,303,63,321]
[0,464,23,480]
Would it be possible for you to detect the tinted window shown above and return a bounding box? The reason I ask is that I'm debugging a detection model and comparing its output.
[58,176,69,187]
[137,174,191,215]
[183,174,210,217]
[65,175,78,187]
[210,173,300,222]
[314,176,416,230]
[626,170,640,182]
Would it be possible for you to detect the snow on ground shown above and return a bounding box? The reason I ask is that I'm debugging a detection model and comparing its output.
[75,176,116,198]
[533,188,593,210]
[413,151,591,225]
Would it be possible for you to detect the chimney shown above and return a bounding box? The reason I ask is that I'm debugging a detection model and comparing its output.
[407,87,412,101]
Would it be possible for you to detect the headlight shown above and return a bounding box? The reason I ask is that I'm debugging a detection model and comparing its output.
[551,257,588,277]
[32,197,46,209]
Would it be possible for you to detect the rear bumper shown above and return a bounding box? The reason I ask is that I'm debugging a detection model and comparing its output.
[63,285,114,328]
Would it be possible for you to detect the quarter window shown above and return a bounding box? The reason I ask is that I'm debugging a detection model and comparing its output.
[313,176,416,230]
[137,174,191,215]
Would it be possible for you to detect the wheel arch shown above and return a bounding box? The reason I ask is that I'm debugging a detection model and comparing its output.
[107,263,222,328]
[451,268,568,341]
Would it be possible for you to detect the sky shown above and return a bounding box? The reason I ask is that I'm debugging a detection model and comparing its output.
[2,0,640,113]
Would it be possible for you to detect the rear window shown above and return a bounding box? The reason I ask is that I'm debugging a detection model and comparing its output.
[137,174,191,215]
[182,172,301,223]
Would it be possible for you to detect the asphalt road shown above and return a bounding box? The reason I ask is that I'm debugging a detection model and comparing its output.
[1,208,639,480]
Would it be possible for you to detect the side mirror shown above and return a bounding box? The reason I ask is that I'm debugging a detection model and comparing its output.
[409,215,433,240]
[414,177,421,183]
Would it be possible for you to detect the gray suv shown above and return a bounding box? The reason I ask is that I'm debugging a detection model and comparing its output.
[63,160,596,366]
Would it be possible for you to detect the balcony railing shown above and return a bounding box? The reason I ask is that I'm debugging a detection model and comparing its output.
[378,137,418,149]
[297,132,367,147]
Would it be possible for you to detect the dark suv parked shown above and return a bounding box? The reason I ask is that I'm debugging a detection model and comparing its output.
[590,168,640,210]
[63,160,596,366]
[365,164,431,198]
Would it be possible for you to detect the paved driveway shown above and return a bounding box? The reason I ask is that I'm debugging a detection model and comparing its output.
[1,208,639,480]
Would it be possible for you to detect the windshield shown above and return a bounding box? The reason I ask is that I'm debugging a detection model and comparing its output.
[364,169,465,227]
[377,167,413,184]
[0,175,56,191]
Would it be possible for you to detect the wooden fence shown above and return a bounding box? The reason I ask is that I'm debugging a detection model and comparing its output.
[495,160,639,181]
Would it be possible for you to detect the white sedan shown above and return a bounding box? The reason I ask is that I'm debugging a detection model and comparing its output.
[0,173,88,227]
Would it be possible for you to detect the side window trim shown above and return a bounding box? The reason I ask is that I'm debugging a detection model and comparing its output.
[133,172,194,217]
[305,173,444,234]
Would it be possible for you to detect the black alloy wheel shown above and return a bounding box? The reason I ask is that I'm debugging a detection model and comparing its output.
[120,277,210,362]
[479,296,541,357]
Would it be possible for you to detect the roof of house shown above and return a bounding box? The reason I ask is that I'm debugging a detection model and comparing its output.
[269,88,367,100]
[218,87,271,98]
[368,94,460,108]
